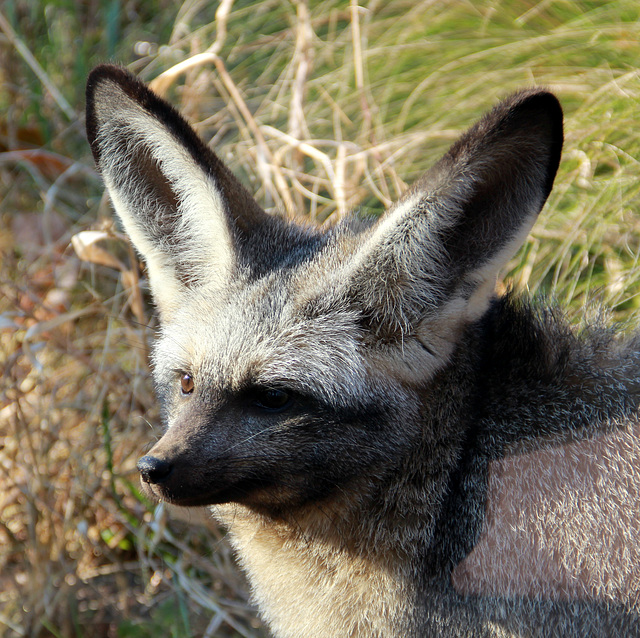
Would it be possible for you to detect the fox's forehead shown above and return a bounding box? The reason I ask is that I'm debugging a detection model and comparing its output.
[152,264,374,407]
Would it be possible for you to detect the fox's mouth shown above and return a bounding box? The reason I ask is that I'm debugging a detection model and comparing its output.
[139,475,266,507]
[137,454,276,507]
[138,478,212,507]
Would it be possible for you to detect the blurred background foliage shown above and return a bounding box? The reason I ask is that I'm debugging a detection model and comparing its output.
[1,1,639,636]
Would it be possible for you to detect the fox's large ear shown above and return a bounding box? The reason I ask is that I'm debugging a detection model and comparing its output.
[349,89,563,348]
[86,64,270,319]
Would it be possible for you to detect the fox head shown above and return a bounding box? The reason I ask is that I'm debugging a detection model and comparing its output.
[86,65,562,514]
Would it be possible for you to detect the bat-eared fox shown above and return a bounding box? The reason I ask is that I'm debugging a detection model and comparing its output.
[86,64,640,637]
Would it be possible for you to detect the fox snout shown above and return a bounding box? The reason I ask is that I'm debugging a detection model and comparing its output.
[136,448,224,508]
[134,427,221,507]
[137,454,173,484]
[136,451,183,505]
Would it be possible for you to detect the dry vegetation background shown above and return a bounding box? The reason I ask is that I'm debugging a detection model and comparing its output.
[1,0,640,636]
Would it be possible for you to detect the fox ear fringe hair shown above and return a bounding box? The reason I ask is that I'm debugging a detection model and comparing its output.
[87,64,218,178]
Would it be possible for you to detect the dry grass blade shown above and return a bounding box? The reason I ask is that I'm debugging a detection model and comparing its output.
[0,9,75,120]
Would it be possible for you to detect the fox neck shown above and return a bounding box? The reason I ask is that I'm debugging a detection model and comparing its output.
[214,494,422,638]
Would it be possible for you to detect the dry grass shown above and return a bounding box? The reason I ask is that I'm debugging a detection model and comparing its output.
[1,1,640,636]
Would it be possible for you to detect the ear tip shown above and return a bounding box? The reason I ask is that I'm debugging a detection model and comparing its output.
[87,64,131,105]
[86,64,150,113]
[87,63,136,88]
[502,88,564,137]
[493,88,564,180]
[509,87,562,110]
[85,64,153,157]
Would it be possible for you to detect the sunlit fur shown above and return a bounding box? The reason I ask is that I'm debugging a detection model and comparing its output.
[86,64,640,637]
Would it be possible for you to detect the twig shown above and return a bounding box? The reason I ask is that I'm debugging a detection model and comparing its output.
[150,0,234,95]
[288,0,313,142]
[334,143,347,216]
[149,52,219,95]
[288,0,314,213]
[350,0,371,136]
[263,126,335,181]
[207,0,235,56]
[212,56,296,215]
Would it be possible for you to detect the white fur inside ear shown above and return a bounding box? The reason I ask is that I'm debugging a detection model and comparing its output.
[94,80,233,317]
[108,188,185,315]
[345,192,456,327]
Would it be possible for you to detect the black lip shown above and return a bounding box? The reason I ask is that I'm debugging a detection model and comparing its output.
[140,476,271,507]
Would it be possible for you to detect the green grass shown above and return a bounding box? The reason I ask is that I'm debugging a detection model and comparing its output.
[1,0,640,636]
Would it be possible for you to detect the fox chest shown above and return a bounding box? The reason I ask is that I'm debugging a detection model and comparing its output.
[213,506,414,638]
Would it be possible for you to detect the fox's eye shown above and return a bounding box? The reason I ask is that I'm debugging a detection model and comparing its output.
[253,388,291,412]
[180,373,194,395]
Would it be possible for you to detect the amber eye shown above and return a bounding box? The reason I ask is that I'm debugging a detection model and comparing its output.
[253,388,291,412]
[180,373,194,395]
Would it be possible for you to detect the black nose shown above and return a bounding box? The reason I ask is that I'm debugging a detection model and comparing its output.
[137,455,173,484]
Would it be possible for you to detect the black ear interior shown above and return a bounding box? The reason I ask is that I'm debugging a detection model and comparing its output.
[121,144,207,288]
[435,91,563,276]
[105,127,181,236]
